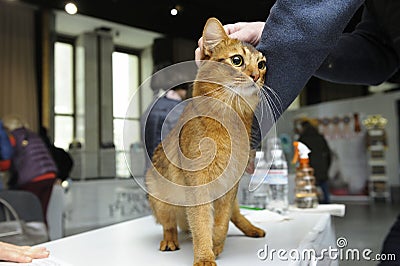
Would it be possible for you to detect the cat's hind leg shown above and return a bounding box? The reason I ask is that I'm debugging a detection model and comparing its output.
[149,196,179,251]
[230,198,265,238]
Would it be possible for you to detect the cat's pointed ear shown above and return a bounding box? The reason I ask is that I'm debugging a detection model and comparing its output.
[202,18,228,56]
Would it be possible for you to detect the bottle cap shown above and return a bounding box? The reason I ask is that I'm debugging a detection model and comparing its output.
[292,141,311,164]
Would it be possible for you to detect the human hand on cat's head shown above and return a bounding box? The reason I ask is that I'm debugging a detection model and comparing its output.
[195,21,265,65]
[223,22,265,46]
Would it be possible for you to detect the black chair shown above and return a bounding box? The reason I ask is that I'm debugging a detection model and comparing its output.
[0,190,44,222]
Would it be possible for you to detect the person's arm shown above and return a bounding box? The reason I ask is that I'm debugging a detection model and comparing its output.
[254,0,364,139]
[195,0,364,148]
[0,242,49,263]
[315,6,399,85]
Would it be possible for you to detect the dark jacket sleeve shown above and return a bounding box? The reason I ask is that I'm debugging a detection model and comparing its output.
[254,0,364,142]
[315,5,400,85]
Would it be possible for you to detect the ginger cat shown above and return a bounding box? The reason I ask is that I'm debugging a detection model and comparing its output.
[146,18,267,266]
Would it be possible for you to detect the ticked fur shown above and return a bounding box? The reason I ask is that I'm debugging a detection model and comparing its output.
[146,18,267,266]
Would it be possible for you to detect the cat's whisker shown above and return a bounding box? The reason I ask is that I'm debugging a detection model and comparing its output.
[262,94,277,122]
[258,87,281,122]
[257,90,277,126]
[237,96,245,118]
[225,91,236,122]
[261,85,283,114]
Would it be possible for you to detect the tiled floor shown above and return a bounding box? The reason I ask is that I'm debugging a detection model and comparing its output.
[333,201,400,265]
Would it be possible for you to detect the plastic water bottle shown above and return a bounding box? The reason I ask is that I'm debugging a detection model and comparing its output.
[252,151,269,209]
[265,138,289,214]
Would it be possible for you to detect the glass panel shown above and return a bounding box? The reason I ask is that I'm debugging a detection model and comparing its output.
[113,119,140,151]
[114,118,140,178]
[54,42,74,115]
[113,51,141,178]
[54,115,74,150]
[116,151,130,178]
[112,52,139,119]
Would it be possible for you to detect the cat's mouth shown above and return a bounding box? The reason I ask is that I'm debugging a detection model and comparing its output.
[227,78,261,97]
[225,83,259,98]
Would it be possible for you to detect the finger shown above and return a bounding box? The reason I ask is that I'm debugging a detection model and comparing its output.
[195,47,202,66]
[195,37,204,65]
[228,31,243,41]
[223,22,245,35]
[0,243,49,261]
[197,37,203,48]
[223,24,235,35]
[0,249,33,263]
[25,247,50,259]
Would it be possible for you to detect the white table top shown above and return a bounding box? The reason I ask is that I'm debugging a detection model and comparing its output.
[1,210,336,266]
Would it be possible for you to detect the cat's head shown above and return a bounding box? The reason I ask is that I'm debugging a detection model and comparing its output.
[195,18,267,102]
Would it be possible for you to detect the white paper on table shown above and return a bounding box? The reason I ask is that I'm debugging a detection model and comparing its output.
[288,204,346,217]
[0,256,72,266]
[240,208,292,223]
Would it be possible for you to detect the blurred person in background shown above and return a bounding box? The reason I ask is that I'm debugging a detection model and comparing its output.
[0,121,50,263]
[141,83,189,170]
[0,120,12,162]
[0,120,13,188]
[39,126,73,184]
[297,120,332,204]
[2,115,58,224]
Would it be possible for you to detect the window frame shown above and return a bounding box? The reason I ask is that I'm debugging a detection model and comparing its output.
[53,39,144,177]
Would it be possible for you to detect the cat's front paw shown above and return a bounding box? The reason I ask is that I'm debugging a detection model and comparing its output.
[159,240,179,251]
[193,261,217,266]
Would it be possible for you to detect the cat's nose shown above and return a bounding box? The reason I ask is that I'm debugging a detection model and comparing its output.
[250,72,260,82]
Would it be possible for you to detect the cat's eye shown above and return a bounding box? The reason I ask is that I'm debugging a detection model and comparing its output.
[230,55,244,67]
[258,60,266,70]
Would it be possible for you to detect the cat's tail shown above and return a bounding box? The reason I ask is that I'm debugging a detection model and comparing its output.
[230,199,266,238]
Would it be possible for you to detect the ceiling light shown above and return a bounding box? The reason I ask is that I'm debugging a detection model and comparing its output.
[65,3,78,15]
[170,8,178,16]
[170,4,183,16]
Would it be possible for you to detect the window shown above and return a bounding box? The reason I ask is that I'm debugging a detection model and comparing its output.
[54,41,74,150]
[112,51,141,177]
[54,41,142,178]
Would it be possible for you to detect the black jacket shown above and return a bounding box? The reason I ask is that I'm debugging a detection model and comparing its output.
[141,96,184,167]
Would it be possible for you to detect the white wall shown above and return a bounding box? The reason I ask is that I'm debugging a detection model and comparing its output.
[276,92,400,186]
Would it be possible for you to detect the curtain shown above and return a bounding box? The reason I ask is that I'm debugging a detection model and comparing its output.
[0,1,38,132]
